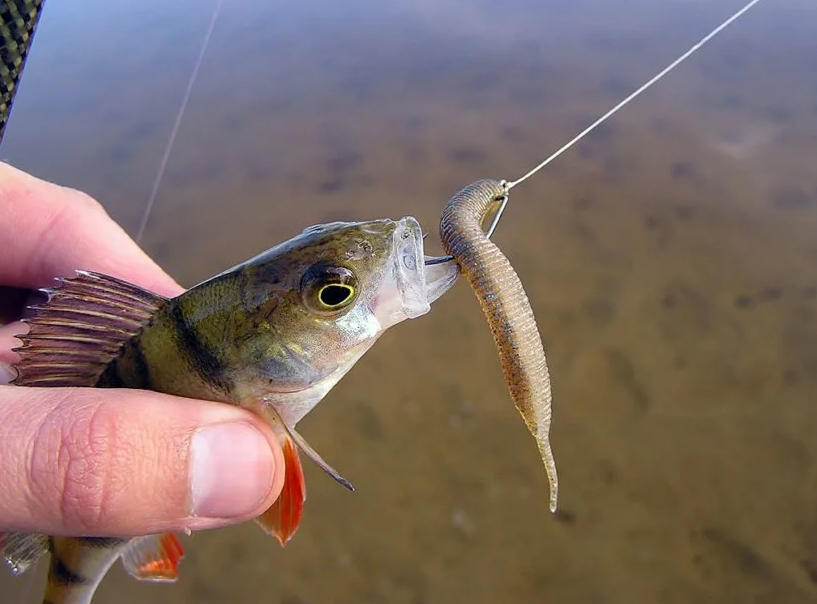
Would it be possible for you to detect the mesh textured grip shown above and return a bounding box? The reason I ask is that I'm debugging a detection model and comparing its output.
[0,0,45,142]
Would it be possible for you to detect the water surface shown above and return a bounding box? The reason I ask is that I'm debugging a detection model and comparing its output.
[3,1,817,602]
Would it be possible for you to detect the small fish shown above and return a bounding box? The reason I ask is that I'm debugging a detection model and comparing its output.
[1,216,460,604]
[436,179,559,512]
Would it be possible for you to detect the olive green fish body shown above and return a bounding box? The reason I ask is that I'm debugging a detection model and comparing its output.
[105,219,431,419]
[439,179,558,512]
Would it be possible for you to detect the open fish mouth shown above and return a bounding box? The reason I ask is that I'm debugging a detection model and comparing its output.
[371,217,459,328]
[396,216,460,315]
[422,253,459,304]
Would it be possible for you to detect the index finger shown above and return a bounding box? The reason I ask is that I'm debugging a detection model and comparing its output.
[0,162,182,297]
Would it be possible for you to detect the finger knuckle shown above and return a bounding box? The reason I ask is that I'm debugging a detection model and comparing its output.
[31,394,125,532]
[64,188,108,217]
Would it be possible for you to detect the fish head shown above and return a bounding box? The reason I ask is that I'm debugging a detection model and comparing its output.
[225,216,459,423]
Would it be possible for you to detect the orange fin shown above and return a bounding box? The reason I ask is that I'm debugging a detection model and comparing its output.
[254,437,305,547]
[120,533,184,583]
[12,271,166,388]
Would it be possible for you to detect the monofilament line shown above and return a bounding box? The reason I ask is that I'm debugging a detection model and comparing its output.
[506,0,764,191]
[136,0,224,243]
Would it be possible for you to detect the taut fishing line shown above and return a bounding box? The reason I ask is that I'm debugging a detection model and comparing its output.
[139,0,763,244]
[136,0,224,244]
[505,0,764,192]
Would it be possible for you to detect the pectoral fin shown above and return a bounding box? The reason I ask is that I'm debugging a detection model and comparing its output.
[120,533,184,582]
[254,437,305,546]
[258,402,354,492]
[288,426,355,492]
[251,402,354,546]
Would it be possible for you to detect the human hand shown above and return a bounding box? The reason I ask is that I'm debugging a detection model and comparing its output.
[0,163,284,537]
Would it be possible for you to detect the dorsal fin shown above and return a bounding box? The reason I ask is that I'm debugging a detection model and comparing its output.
[120,534,184,582]
[11,271,167,388]
[1,532,50,576]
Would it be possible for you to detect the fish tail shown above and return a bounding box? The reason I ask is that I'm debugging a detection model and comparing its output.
[41,538,126,604]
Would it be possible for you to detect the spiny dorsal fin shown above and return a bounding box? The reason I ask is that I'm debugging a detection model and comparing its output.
[11,271,168,388]
[1,532,50,576]
[120,534,184,583]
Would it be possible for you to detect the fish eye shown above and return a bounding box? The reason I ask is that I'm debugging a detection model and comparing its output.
[301,264,359,314]
[318,283,354,307]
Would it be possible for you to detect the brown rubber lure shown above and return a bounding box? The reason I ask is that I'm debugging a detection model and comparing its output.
[438,179,558,512]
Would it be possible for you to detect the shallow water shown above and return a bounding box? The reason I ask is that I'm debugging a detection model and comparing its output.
[3,0,817,602]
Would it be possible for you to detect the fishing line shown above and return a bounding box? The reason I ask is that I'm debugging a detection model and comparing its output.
[137,0,761,246]
[426,0,764,266]
[505,0,764,191]
[135,0,224,244]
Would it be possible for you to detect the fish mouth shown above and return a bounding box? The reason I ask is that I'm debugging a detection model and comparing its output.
[396,217,460,315]
[422,244,460,304]
[372,217,459,328]
[423,254,459,304]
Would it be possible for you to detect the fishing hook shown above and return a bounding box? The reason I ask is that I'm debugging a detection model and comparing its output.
[424,181,509,266]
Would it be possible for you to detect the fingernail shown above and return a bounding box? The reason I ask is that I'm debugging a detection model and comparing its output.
[189,422,275,518]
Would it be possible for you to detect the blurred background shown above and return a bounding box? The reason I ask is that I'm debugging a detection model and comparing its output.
[2,0,817,602]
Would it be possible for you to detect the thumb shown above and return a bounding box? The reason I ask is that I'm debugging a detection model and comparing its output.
[0,381,285,537]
